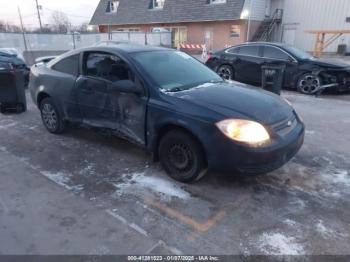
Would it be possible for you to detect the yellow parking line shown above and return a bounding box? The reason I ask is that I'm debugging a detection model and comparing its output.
[143,196,225,233]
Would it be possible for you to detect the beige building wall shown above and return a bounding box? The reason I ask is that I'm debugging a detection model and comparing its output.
[99,20,262,50]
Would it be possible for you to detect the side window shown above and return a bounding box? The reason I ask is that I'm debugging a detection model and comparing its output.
[51,54,80,76]
[264,46,290,60]
[84,52,132,82]
[239,46,260,57]
[227,47,240,54]
[239,45,259,56]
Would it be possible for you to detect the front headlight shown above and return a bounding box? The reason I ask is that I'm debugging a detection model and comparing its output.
[216,119,270,146]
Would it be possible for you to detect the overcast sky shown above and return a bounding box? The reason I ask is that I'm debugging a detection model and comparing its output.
[0,0,100,28]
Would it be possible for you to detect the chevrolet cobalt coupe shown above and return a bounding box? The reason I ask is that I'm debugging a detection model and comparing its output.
[29,44,304,182]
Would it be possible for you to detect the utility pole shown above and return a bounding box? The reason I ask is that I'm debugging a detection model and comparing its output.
[17,6,28,51]
[35,0,43,32]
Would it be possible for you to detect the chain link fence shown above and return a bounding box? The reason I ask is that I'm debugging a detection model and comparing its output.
[0,31,171,64]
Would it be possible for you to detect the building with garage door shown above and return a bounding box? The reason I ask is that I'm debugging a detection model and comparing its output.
[90,0,275,50]
[270,0,350,53]
[90,0,350,53]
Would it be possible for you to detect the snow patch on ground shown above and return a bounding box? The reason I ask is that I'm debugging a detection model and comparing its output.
[0,122,17,130]
[305,130,316,135]
[284,219,298,227]
[114,172,191,201]
[41,171,84,193]
[257,232,304,255]
[270,158,350,200]
[327,169,350,187]
[316,220,335,238]
[79,161,96,176]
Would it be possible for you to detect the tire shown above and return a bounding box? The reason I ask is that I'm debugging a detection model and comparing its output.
[297,73,322,95]
[217,65,234,81]
[159,130,207,183]
[40,97,66,134]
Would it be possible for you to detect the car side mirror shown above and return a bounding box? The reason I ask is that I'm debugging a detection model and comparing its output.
[111,80,142,95]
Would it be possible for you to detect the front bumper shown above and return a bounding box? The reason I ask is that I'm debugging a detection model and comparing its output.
[206,119,305,175]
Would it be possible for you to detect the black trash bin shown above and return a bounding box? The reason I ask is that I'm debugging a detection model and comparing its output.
[0,62,27,113]
[261,64,285,95]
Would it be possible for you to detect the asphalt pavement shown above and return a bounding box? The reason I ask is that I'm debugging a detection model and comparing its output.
[0,90,349,255]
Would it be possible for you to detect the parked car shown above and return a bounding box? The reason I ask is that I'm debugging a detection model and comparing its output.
[151,27,170,33]
[206,42,350,95]
[0,48,29,87]
[94,40,130,47]
[29,44,304,182]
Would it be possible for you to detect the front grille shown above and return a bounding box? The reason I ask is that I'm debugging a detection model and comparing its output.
[271,114,297,137]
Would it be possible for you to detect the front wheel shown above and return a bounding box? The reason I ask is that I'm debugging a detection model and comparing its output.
[40,97,66,134]
[297,73,322,95]
[159,130,207,183]
[217,65,234,80]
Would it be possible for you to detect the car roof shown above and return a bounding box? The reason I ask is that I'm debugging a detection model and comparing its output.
[76,43,171,54]
[232,42,289,49]
[47,44,173,67]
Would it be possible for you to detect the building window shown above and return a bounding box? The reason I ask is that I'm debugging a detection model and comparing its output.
[106,1,119,13]
[230,25,240,38]
[152,0,165,9]
[209,0,226,4]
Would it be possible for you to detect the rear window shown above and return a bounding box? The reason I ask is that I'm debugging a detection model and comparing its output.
[51,54,80,76]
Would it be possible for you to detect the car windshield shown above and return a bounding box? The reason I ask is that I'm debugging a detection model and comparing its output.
[284,45,313,60]
[131,51,223,92]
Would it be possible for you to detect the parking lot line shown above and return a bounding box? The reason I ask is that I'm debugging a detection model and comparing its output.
[142,196,226,233]
[106,209,149,237]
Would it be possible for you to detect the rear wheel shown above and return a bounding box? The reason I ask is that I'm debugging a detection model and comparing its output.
[159,130,207,183]
[297,73,322,95]
[217,65,234,80]
[40,98,66,134]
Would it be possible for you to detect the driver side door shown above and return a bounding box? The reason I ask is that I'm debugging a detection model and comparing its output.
[75,51,147,145]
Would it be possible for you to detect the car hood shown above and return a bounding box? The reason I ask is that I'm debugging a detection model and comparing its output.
[169,82,293,125]
[306,58,350,69]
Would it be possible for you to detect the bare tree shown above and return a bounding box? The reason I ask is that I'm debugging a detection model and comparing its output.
[50,10,71,33]
[72,22,98,33]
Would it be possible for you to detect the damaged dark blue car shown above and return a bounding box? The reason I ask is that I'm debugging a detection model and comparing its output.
[29,44,304,182]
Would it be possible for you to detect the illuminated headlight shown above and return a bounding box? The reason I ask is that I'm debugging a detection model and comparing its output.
[216,119,270,146]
